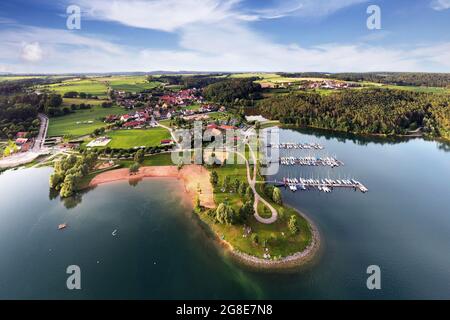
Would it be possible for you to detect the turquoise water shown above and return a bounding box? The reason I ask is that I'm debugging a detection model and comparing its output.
[0,128,449,299]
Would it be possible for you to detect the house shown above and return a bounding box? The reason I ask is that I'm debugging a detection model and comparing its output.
[16,132,28,138]
[160,139,174,146]
[15,138,29,145]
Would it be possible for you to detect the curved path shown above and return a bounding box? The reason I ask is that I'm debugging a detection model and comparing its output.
[232,144,278,224]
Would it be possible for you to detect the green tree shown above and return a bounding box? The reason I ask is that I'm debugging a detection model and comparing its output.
[215,203,237,225]
[239,200,254,221]
[134,149,145,164]
[251,233,259,244]
[272,187,283,205]
[245,186,254,202]
[288,215,299,235]
[223,176,230,191]
[233,179,240,193]
[129,162,140,175]
[210,171,219,186]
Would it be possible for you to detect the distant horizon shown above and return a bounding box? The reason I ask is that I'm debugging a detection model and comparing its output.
[2,70,450,76]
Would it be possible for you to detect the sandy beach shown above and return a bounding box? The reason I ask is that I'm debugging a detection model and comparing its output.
[89,165,215,208]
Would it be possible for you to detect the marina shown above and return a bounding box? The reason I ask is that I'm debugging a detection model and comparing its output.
[276,177,368,193]
[279,156,343,167]
[271,142,324,150]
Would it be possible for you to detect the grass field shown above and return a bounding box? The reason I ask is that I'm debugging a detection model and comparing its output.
[120,153,174,167]
[43,79,109,97]
[63,98,107,106]
[107,128,171,149]
[47,104,127,137]
[96,75,161,92]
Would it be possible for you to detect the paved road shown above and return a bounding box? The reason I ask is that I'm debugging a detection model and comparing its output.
[0,113,49,168]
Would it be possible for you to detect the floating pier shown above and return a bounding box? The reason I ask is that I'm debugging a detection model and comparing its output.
[273,177,368,193]
[280,156,343,168]
[271,142,324,150]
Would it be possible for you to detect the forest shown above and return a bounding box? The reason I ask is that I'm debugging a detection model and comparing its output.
[0,79,64,139]
[203,78,262,105]
[257,88,450,139]
[277,72,450,88]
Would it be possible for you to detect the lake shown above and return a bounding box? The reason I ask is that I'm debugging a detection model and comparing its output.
[0,128,449,299]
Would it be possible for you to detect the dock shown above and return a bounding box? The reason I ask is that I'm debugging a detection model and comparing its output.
[270,142,324,150]
[270,177,368,193]
[279,156,343,168]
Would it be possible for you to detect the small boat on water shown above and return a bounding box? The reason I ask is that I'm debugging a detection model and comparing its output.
[112,229,118,236]
[58,223,67,230]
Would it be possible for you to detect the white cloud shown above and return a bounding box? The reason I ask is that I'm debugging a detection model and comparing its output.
[430,0,450,10]
[0,1,449,72]
[21,42,43,62]
[76,0,241,32]
[252,0,368,20]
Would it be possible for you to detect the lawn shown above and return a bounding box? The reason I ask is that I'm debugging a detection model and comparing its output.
[107,128,171,149]
[47,104,127,137]
[120,153,174,167]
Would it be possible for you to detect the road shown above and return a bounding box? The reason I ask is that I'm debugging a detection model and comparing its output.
[0,113,50,168]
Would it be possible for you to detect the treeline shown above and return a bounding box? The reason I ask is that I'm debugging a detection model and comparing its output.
[147,74,224,88]
[203,78,262,105]
[277,72,450,87]
[258,88,450,137]
[63,91,99,99]
[49,152,98,198]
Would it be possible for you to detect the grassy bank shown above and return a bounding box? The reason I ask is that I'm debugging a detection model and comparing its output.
[194,163,313,260]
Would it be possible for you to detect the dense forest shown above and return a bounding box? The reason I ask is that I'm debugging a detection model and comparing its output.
[147,74,224,88]
[203,78,262,105]
[277,72,450,88]
[0,80,64,138]
[257,88,450,139]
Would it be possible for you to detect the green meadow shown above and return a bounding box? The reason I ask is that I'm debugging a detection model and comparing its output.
[106,128,171,149]
[43,79,109,97]
[47,104,127,137]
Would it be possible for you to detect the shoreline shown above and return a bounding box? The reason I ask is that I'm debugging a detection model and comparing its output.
[88,164,320,270]
[220,206,320,270]
[89,165,215,209]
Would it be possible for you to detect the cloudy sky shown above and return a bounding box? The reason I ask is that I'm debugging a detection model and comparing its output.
[0,0,449,73]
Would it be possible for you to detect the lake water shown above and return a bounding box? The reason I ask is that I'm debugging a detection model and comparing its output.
[0,128,449,299]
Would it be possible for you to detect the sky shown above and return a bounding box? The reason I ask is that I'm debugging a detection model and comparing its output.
[0,0,449,74]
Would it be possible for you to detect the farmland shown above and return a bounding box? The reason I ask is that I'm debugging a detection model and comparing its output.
[41,79,109,97]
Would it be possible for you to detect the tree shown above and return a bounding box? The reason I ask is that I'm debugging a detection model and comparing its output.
[238,182,247,196]
[129,162,140,175]
[272,187,283,205]
[215,203,237,225]
[195,195,201,209]
[223,176,230,191]
[251,233,259,244]
[245,186,254,202]
[134,149,145,164]
[233,179,240,193]
[239,200,254,222]
[210,171,219,187]
[288,215,299,235]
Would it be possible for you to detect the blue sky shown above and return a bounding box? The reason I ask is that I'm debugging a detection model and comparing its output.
[0,0,449,73]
